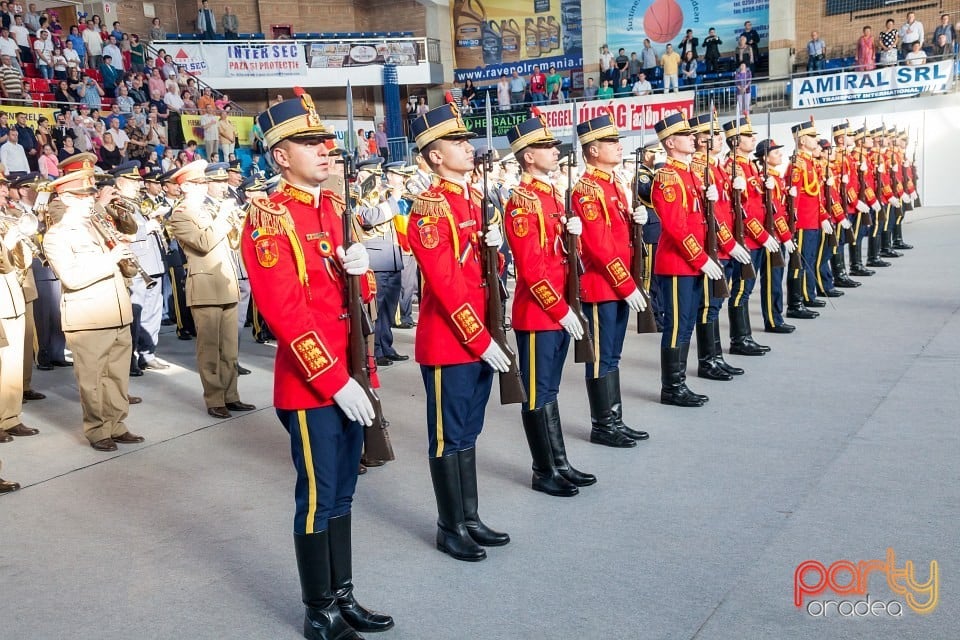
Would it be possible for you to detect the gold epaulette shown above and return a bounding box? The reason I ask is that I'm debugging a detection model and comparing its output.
[509,185,539,209]
[323,189,346,214]
[247,195,291,236]
[654,167,681,186]
[573,177,602,198]
[690,155,707,173]
[411,189,451,220]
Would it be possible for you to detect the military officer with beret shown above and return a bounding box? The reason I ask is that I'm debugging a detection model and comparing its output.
[572,112,649,447]
[503,115,595,498]
[241,89,392,639]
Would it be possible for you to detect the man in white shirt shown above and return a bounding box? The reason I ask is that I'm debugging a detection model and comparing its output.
[1,128,29,174]
[9,15,29,62]
[904,41,927,65]
[62,39,80,71]
[31,29,53,78]
[199,103,219,160]
[0,26,19,70]
[23,3,40,35]
[599,44,614,83]
[102,34,124,72]
[899,12,924,58]
[108,117,129,151]
[82,19,103,69]
[164,87,184,113]
[632,72,652,96]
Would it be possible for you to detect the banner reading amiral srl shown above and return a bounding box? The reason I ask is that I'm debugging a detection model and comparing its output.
[536,93,694,138]
[450,0,583,83]
[792,60,955,108]
[606,0,770,59]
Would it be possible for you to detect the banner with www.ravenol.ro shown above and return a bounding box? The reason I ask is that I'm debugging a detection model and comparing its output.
[791,60,955,108]
[450,0,583,83]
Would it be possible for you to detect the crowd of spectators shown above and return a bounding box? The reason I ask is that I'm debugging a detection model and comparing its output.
[824,12,958,73]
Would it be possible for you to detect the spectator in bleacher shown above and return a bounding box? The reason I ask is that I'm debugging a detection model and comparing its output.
[0,53,23,99]
[10,16,31,63]
[681,50,697,85]
[78,75,104,110]
[582,76,596,99]
[547,66,563,103]
[115,84,133,113]
[49,13,64,40]
[879,18,899,66]
[147,67,165,96]
[149,18,164,44]
[222,6,239,39]
[97,131,122,170]
[806,31,826,72]
[932,33,952,60]
[374,121,388,159]
[57,134,75,160]
[197,0,217,40]
[735,63,751,115]
[214,91,231,111]
[161,55,177,80]
[599,44,614,83]
[641,39,658,80]
[496,71,511,111]
[66,25,84,64]
[904,41,926,66]
[129,34,145,73]
[0,111,8,143]
[110,21,123,42]
[1,128,29,174]
[108,117,128,152]
[130,103,146,131]
[0,1,9,31]
[734,35,754,72]
[160,146,175,171]
[597,78,613,99]
[627,51,641,83]
[660,43,681,93]
[13,113,38,170]
[529,65,547,105]
[20,79,33,105]
[63,38,80,73]
[177,67,193,90]
[129,74,148,104]
[83,19,103,69]
[614,47,629,85]
[217,110,236,161]
[934,14,954,46]
[147,111,167,148]
[508,69,525,107]
[181,89,197,114]
[51,112,74,149]
[51,45,67,80]
[462,78,478,111]
[99,54,122,96]
[631,71,652,96]
[23,3,40,35]
[197,86,215,112]
[0,26,19,71]
[614,76,631,97]
[32,29,54,79]
[899,12,923,59]
[742,21,761,69]
[677,29,698,60]
[163,85,184,149]
[125,125,148,163]
[103,35,124,72]
[200,103,221,158]
[38,142,58,178]
[35,117,53,153]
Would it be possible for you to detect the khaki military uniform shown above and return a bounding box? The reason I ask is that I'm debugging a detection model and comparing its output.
[42,214,134,444]
[166,198,241,408]
[0,238,27,431]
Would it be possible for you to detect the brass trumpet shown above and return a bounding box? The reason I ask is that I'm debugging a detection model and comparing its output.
[214,200,247,251]
[89,208,158,289]
[0,210,41,261]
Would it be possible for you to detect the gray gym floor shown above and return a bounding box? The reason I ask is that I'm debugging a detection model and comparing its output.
[2,206,956,640]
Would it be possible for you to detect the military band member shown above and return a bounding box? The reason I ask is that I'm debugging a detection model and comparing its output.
[503,116,594,497]
[160,168,198,339]
[689,114,750,380]
[397,151,432,329]
[829,123,863,289]
[407,103,512,562]
[788,121,832,312]
[723,117,778,356]
[42,169,144,451]
[636,142,665,332]
[572,113,648,446]
[651,113,718,407]
[241,92,392,639]
[753,139,799,331]
[224,160,253,375]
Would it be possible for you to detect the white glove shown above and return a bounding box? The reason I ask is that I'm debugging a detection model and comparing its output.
[705,184,719,202]
[820,220,834,234]
[840,218,852,230]
[336,244,370,276]
[876,162,884,172]
[332,378,375,427]
[145,219,162,234]
[789,186,798,197]
[732,176,747,191]
[2,229,22,251]
[826,176,835,187]
[109,244,135,262]
[481,340,511,373]
[483,224,503,248]
[893,164,899,172]
[558,308,584,340]
[564,216,582,236]
[624,288,647,313]
[889,197,900,207]
[856,200,870,214]
[841,174,850,184]
[632,205,649,225]
[872,202,882,213]
[763,235,780,253]
[700,257,724,280]
[783,239,797,254]
[860,161,868,172]
[764,176,776,190]
[730,243,751,264]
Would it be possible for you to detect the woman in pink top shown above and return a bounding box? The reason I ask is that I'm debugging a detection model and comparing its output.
[147,67,166,97]
[38,144,61,179]
[856,26,877,71]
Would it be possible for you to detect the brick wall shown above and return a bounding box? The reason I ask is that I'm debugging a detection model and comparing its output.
[357,0,426,35]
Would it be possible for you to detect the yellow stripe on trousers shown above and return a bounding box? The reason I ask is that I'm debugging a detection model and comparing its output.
[434,367,444,457]
[527,331,537,411]
[699,274,710,325]
[815,230,827,294]
[764,253,775,327]
[732,266,747,308]
[169,267,186,328]
[797,232,808,301]
[296,410,318,534]
[670,276,680,348]
[592,305,600,379]
[852,212,861,246]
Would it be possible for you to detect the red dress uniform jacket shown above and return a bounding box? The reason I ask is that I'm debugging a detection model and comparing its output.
[890,148,905,198]
[824,159,846,225]
[408,176,491,365]
[872,149,894,204]
[855,148,879,208]
[572,166,638,303]
[652,157,710,277]
[789,152,827,230]
[727,153,772,250]
[766,168,793,242]
[505,173,571,331]
[691,152,736,260]
[241,180,375,410]
[840,152,861,214]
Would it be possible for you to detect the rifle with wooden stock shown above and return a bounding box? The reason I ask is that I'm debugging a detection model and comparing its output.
[911,131,922,207]
[786,131,801,273]
[564,105,597,362]
[823,149,838,249]
[702,111,730,299]
[730,107,757,280]
[762,108,786,267]
[342,81,393,461]
[630,141,658,333]
[838,122,856,244]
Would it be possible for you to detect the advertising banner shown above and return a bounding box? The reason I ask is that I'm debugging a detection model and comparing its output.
[535,93,694,138]
[605,0,770,59]
[451,0,583,83]
[225,43,306,76]
[181,114,256,147]
[463,110,529,138]
[0,105,58,126]
[791,60,955,108]
[168,43,210,76]
[308,41,419,69]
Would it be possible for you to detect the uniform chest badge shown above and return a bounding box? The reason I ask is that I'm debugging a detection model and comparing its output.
[419,222,439,249]
[513,215,529,238]
[662,185,677,203]
[255,236,279,268]
[308,231,334,257]
[581,198,601,221]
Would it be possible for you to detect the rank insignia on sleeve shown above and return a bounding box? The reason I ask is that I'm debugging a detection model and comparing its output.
[531,279,561,309]
[746,218,764,237]
[581,198,601,221]
[451,303,484,343]
[291,331,337,380]
[864,188,876,201]
[605,258,630,287]
[366,270,377,294]
[662,185,676,203]
[775,218,789,235]
[831,203,844,216]
[513,215,530,238]
[718,223,733,244]
[418,222,440,249]
[254,236,280,268]
[682,234,703,259]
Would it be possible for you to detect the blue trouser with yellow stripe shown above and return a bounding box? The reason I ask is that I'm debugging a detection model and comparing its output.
[277,406,363,535]
[656,275,701,348]
[760,247,787,329]
[815,229,835,293]
[582,300,629,379]
[421,362,494,458]
[796,229,820,302]
[698,259,735,323]
[516,329,569,411]
[729,248,763,309]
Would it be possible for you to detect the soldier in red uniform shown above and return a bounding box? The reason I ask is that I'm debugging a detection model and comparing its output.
[894,129,915,250]
[503,116,595,497]
[651,113,723,407]
[829,123,864,288]
[688,113,751,380]
[753,139,799,331]
[571,113,648,445]
[866,126,894,268]
[722,117,779,356]
[878,125,904,260]
[407,103,512,563]
[847,126,881,276]
[240,91,393,640]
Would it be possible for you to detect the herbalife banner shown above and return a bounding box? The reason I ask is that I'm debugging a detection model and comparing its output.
[450,0,583,83]
[791,60,955,108]
[162,42,307,77]
[536,93,694,138]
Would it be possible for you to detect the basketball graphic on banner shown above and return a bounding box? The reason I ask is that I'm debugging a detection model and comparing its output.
[643,0,683,43]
